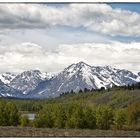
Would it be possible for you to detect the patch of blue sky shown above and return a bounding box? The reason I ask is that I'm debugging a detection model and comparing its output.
[47,3,140,14]
[109,3,140,13]
[111,35,140,43]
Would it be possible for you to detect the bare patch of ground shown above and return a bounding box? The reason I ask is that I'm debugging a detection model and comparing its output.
[0,127,140,137]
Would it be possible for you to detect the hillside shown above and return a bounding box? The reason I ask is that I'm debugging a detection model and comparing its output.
[46,88,140,108]
[2,88,140,112]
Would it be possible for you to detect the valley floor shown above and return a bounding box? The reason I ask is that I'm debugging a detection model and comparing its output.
[0,127,140,137]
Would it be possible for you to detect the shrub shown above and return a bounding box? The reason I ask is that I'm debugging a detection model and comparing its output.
[6,102,20,126]
[20,116,29,127]
[96,105,113,129]
[34,104,55,128]
[82,107,96,129]
[127,102,140,125]
[0,101,7,126]
[113,108,127,130]
[0,101,20,126]
[53,104,67,128]
[67,105,85,128]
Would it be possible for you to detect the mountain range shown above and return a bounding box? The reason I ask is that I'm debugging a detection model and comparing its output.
[0,61,139,98]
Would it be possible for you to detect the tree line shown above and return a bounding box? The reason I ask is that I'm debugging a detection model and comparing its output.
[34,101,140,130]
[0,98,140,130]
[60,82,140,96]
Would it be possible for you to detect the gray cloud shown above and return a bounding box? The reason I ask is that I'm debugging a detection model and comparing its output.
[0,4,140,36]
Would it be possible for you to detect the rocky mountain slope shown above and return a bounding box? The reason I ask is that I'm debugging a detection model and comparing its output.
[28,62,140,98]
[0,79,23,98]
[0,72,16,84]
[9,70,48,94]
[0,62,139,98]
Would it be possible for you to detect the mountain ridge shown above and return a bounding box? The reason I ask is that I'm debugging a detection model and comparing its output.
[27,62,140,98]
[0,61,139,98]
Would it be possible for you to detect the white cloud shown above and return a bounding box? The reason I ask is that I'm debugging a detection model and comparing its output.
[0,4,140,36]
[0,41,140,73]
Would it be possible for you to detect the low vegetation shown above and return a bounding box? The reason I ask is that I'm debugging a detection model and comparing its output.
[0,83,140,134]
[0,101,20,126]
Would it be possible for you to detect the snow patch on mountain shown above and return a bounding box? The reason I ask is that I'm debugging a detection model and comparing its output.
[9,70,48,94]
[0,72,16,84]
[0,79,23,98]
[0,61,139,98]
[29,62,140,98]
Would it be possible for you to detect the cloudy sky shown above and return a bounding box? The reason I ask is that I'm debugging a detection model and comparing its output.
[0,3,140,73]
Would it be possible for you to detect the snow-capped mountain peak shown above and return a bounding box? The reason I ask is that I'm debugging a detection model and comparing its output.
[18,70,43,80]
[75,61,91,68]
[28,62,140,98]
[0,61,139,99]
[9,70,48,94]
[64,61,92,77]
[0,72,16,84]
